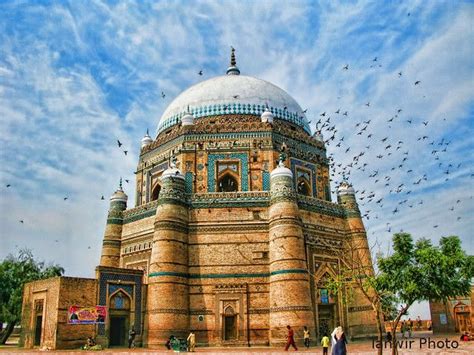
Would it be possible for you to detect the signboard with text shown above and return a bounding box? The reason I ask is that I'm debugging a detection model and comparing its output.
[68,305,107,324]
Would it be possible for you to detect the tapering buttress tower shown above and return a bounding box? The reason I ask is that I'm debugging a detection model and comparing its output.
[268,157,314,345]
[146,162,190,347]
[337,181,377,335]
[100,181,128,267]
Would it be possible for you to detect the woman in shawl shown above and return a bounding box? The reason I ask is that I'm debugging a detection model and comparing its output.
[333,326,347,355]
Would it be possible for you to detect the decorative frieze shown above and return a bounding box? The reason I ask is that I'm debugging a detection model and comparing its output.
[297,195,346,218]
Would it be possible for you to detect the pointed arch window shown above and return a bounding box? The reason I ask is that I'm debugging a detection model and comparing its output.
[296,168,312,196]
[216,161,239,192]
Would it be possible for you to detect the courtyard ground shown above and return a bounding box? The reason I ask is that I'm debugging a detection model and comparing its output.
[1,331,473,354]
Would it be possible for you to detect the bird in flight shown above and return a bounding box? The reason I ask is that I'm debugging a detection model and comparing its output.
[365,102,370,107]
[198,70,203,76]
[343,64,349,70]
[6,184,11,188]
[123,150,128,156]
[101,195,105,200]
[125,179,130,183]
[233,95,239,98]
[64,197,68,201]
[414,80,421,85]
[117,140,122,147]
[19,220,24,223]
[398,71,402,77]
[302,109,308,113]
[373,57,377,62]
[161,91,166,98]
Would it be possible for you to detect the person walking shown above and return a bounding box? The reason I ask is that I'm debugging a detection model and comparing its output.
[321,333,330,355]
[303,326,310,349]
[333,326,347,355]
[128,327,136,349]
[187,330,196,352]
[284,325,298,351]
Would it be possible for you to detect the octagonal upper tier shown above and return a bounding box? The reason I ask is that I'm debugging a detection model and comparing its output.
[156,75,311,136]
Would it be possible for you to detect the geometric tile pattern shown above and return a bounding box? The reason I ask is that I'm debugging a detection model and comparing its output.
[157,103,311,135]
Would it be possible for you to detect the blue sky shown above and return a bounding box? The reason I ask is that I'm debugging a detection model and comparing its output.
[1,1,473,320]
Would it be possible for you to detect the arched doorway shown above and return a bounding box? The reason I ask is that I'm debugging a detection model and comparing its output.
[223,306,237,340]
[109,290,131,347]
[317,272,338,338]
[218,174,238,192]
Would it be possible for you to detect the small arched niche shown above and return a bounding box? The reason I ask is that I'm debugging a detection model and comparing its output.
[151,183,161,201]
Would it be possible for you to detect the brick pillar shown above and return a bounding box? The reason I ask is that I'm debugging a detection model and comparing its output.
[337,182,373,276]
[99,181,127,267]
[337,181,377,337]
[146,164,189,347]
[268,160,314,346]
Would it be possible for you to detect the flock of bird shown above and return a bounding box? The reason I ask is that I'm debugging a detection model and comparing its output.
[6,57,470,244]
[308,60,469,234]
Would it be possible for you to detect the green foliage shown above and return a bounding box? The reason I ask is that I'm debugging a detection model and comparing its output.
[0,249,64,324]
[377,233,473,306]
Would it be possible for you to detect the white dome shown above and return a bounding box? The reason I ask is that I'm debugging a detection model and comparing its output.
[181,111,194,126]
[313,131,324,143]
[261,108,274,123]
[337,181,355,196]
[141,133,153,148]
[157,75,310,135]
[110,187,128,203]
[270,161,293,179]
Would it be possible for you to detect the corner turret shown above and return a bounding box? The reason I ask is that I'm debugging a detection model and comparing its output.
[267,152,314,346]
[99,179,128,267]
[146,158,189,347]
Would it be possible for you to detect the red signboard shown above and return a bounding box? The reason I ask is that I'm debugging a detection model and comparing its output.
[68,305,107,324]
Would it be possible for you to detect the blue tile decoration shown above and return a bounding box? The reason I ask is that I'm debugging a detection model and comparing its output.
[98,271,143,335]
[290,158,317,198]
[207,153,249,192]
[109,284,134,298]
[157,103,311,136]
[185,172,193,193]
[262,171,270,191]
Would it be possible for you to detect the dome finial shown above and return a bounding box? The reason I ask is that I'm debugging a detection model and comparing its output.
[119,177,123,190]
[230,46,236,66]
[226,46,240,75]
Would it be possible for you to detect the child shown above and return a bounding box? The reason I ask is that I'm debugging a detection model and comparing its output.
[321,333,330,355]
[303,326,310,349]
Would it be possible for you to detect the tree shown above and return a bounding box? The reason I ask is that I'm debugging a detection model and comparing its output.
[0,249,64,344]
[324,236,396,355]
[377,233,474,355]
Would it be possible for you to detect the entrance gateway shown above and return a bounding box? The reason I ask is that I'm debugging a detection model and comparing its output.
[109,316,128,346]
